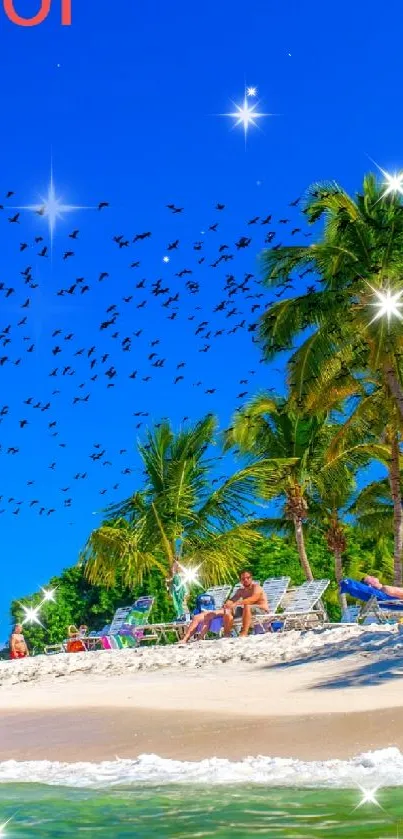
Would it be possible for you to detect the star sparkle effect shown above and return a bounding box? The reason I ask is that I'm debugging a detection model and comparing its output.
[368,284,403,325]
[0,818,13,837]
[367,156,403,201]
[381,170,403,198]
[219,86,273,145]
[352,784,385,814]
[178,562,202,589]
[41,587,57,602]
[14,163,95,250]
[21,605,43,627]
[19,585,58,625]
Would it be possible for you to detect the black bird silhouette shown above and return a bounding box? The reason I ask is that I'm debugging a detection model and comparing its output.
[235,237,251,249]
[98,202,109,210]
[8,213,20,224]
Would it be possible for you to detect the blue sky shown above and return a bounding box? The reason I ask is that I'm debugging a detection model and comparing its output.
[0,0,401,636]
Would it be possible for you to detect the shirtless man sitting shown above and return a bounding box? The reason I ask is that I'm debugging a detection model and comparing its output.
[9,624,29,660]
[222,570,269,637]
[179,569,269,643]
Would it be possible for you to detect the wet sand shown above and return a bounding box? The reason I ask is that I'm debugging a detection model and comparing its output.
[0,706,402,762]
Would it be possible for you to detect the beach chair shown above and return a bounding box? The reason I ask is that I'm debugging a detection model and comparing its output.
[150,585,233,643]
[102,596,158,647]
[44,598,157,656]
[274,579,330,630]
[341,605,360,624]
[340,578,403,624]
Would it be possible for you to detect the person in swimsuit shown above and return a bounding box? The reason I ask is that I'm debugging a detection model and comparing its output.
[363,576,403,599]
[10,624,29,659]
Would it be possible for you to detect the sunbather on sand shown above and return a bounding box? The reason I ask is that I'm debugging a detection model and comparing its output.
[179,570,269,644]
[363,576,403,600]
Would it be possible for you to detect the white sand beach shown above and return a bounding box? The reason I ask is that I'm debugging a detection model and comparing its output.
[2,625,403,762]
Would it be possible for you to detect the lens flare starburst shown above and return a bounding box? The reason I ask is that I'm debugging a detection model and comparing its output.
[178,562,202,589]
[41,587,57,602]
[368,284,403,325]
[367,156,403,201]
[381,170,403,198]
[0,818,13,837]
[21,604,43,626]
[219,88,272,145]
[14,162,95,250]
[353,784,384,812]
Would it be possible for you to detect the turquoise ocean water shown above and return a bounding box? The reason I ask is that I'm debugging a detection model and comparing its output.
[1,785,403,837]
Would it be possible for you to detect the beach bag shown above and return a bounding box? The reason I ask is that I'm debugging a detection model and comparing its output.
[194,594,215,614]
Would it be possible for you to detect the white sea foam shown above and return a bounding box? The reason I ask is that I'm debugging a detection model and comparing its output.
[1,749,403,789]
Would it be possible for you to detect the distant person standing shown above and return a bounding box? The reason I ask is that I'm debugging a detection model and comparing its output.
[9,624,29,660]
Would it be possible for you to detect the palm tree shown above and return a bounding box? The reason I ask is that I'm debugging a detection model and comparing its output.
[305,373,403,584]
[82,415,294,599]
[307,486,354,611]
[348,479,396,583]
[225,395,384,582]
[258,173,403,421]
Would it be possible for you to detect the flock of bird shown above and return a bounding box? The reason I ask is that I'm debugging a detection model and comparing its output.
[0,191,316,526]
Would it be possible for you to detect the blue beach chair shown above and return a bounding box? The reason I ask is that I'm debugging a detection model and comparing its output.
[340,578,403,624]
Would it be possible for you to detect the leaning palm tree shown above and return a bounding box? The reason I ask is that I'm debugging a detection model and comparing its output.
[82,415,294,601]
[259,173,403,421]
[225,395,387,581]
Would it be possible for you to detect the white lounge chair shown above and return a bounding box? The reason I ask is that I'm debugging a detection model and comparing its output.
[276,579,330,630]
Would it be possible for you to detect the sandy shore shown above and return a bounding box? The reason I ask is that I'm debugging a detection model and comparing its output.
[2,625,403,762]
[1,706,403,762]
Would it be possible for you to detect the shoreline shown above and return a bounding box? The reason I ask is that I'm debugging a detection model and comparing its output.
[0,705,402,763]
[2,627,403,763]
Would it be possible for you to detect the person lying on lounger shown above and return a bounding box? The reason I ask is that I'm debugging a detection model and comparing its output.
[179,569,269,644]
[363,576,403,600]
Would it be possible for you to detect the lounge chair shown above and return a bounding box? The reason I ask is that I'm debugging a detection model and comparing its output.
[340,578,403,624]
[100,596,157,647]
[43,597,157,655]
[149,585,234,643]
[273,579,330,630]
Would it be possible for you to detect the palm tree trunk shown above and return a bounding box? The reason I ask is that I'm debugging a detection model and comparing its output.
[384,365,403,421]
[388,431,403,585]
[333,548,348,611]
[293,517,314,581]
